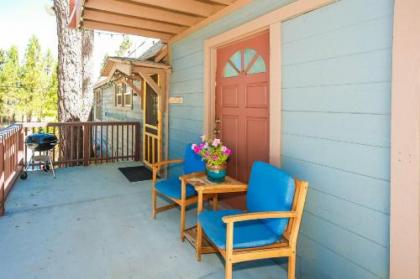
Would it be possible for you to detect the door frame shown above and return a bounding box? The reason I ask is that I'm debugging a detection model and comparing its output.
[203,0,336,167]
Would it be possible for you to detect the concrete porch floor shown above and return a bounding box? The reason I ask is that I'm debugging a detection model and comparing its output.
[0,162,288,279]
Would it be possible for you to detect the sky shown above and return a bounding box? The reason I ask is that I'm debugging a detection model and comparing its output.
[0,0,157,81]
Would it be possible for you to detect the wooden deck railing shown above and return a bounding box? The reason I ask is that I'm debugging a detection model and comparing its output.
[0,121,141,216]
[23,121,141,167]
[0,124,24,215]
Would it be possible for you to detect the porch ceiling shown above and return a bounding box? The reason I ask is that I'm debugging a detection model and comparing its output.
[71,0,240,42]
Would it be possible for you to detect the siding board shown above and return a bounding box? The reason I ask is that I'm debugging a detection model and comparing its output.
[283,16,393,66]
[282,156,389,214]
[282,83,391,114]
[282,134,390,180]
[283,111,390,147]
[301,213,389,278]
[282,0,394,44]
[298,236,381,279]
[283,49,392,88]
[304,189,389,247]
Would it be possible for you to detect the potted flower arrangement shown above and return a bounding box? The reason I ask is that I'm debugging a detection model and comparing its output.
[191,136,232,182]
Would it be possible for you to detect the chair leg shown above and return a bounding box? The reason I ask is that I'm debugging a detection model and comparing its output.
[225,260,233,279]
[288,253,296,279]
[151,188,157,219]
[212,194,218,211]
[196,223,203,261]
[180,204,186,241]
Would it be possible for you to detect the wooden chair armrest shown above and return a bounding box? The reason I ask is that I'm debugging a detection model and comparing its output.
[179,172,206,181]
[152,159,183,170]
[195,183,247,194]
[152,159,183,183]
[222,211,297,224]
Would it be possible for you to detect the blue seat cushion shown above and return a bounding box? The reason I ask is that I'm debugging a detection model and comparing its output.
[198,210,280,249]
[155,177,197,199]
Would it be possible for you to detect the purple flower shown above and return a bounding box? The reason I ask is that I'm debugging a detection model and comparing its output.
[224,148,232,156]
[193,146,201,153]
[191,144,197,150]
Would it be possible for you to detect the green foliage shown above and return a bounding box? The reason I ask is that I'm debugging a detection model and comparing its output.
[0,35,58,123]
[115,35,132,57]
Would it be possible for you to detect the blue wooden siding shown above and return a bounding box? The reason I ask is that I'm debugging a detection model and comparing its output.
[281,0,393,278]
[168,0,393,278]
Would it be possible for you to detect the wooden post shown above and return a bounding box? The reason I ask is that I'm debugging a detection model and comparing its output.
[134,122,141,161]
[0,142,5,216]
[83,123,90,166]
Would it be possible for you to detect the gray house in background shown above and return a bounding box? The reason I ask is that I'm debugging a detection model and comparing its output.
[92,42,170,167]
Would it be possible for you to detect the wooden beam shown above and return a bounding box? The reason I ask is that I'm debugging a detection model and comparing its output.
[84,0,201,27]
[154,46,168,63]
[83,20,173,41]
[137,72,162,97]
[125,0,218,17]
[83,10,187,35]
[170,0,252,43]
[205,0,235,5]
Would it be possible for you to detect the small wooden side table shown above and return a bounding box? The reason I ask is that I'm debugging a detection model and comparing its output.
[183,174,247,257]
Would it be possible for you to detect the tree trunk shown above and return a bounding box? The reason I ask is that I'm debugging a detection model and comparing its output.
[54,0,94,165]
[54,0,94,123]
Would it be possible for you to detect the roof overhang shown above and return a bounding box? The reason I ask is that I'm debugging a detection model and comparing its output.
[101,57,171,77]
[69,0,247,42]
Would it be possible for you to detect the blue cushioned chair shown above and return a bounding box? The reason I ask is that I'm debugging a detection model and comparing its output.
[196,161,309,279]
[151,144,206,240]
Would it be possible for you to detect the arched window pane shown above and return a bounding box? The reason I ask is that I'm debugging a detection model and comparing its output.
[224,62,239,77]
[244,48,257,70]
[248,55,266,74]
[230,51,241,72]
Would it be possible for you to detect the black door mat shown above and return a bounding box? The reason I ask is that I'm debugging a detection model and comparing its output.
[118,166,153,182]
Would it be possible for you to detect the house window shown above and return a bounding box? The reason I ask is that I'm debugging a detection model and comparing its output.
[115,84,123,106]
[223,48,266,78]
[123,85,132,108]
[115,82,133,109]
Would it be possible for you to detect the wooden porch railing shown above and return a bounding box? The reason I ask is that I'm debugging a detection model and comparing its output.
[0,124,24,216]
[22,121,141,167]
[0,121,141,216]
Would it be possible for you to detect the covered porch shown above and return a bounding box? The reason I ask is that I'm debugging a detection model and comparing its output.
[0,161,288,278]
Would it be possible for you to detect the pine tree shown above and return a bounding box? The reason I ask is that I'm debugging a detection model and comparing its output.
[20,35,44,122]
[115,35,132,57]
[0,46,20,122]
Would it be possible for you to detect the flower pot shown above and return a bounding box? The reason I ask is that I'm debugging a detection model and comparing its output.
[206,163,227,183]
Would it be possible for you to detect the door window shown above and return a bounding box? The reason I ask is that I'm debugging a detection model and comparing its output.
[223,48,266,78]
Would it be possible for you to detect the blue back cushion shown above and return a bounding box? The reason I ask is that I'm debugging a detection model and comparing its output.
[183,144,206,174]
[246,161,295,236]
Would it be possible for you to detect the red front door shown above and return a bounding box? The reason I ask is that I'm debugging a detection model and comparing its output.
[215,31,270,191]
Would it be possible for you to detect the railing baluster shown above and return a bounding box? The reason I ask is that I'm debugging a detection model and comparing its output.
[116,125,119,162]
[94,124,97,164]
[111,125,114,162]
[0,140,4,216]
[131,125,134,160]
[98,124,102,162]
[75,124,79,165]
